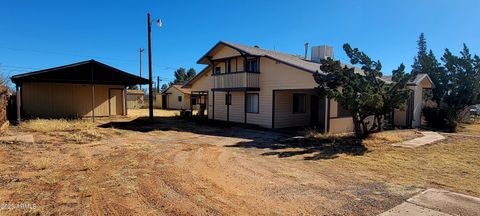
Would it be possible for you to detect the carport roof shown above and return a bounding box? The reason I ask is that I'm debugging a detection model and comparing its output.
[11,59,150,85]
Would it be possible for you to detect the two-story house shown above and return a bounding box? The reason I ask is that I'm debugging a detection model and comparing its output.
[184,41,433,133]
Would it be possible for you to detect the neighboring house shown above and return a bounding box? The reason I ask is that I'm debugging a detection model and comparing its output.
[184,41,433,133]
[126,89,145,109]
[383,74,434,128]
[11,60,149,120]
[161,85,191,110]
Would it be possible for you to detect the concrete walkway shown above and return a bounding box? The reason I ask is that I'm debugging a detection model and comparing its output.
[0,134,34,144]
[379,188,480,216]
[393,131,445,148]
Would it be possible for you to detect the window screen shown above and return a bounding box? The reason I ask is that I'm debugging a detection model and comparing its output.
[246,93,259,113]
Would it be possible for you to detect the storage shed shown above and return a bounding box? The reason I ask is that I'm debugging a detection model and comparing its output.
[126,89,146,109]
[11,60,149,121]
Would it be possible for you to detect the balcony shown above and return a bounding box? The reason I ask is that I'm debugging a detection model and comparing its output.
[212,71,260,91]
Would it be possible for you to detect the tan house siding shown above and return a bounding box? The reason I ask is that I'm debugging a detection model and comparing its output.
[202,46,320,128]
[22,82,124,118]
[189,71,214,118]
[274,91,313,128]
[213,91,227,120]
[328,100,354,133]
[257,57,318,128]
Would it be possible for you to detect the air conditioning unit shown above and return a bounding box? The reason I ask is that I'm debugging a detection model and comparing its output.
[311,45,333,63]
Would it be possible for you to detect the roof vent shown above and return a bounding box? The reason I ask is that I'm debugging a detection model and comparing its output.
[311,45,333,63]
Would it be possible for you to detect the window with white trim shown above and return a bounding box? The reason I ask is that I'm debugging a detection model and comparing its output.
[246,93,259,113]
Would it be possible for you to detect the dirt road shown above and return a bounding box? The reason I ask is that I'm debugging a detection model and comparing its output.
[1,115,478,215]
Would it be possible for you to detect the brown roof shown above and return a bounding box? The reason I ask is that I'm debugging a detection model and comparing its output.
[380,73,434,87]
[11,59,150,85]
[163,85,191,94]
[197,41,326,74]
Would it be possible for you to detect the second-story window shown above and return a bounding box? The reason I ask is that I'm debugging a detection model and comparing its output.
[246,58,259,72]
[214,67,221,74]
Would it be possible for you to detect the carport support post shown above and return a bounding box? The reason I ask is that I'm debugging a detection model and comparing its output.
[91,66,95,122]
[16,84,21,123]
[123,86,128,116]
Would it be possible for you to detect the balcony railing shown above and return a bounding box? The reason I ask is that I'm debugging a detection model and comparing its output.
[213,71,260,90]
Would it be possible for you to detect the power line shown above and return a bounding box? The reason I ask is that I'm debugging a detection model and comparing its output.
[0,46,179,71]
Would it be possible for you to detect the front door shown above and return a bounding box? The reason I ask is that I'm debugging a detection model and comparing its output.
[109,89,123,116]
[161,95,167,109]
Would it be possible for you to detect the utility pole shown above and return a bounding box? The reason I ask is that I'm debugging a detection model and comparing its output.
[157,76,160,93]
[147,13,154,120]
[139,48,144,90]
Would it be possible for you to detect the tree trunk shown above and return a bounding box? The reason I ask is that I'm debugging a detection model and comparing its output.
[361,120,369,138]
[375,114,384,132]
[352,116,365,138]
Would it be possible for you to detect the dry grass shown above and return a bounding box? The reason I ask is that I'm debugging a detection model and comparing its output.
[364,130,421,145]
[321,134,480,196]
[31,157,51,170]
[20,119,97,132]
[458,121,480,135]
[304,128,421,145]
[20,119,105,144]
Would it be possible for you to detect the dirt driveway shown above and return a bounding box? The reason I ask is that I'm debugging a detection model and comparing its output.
[0,111,479,215]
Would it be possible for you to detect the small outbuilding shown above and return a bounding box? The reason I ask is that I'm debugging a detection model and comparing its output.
[161,85,191,110]
[11,60,149,121]
[126,89,146,109]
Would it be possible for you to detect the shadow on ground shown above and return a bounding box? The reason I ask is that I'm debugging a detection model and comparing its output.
[227,136,367,160]
[98,116,367,160]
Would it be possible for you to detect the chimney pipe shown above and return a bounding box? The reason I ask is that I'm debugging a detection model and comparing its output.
[304,43,309,60]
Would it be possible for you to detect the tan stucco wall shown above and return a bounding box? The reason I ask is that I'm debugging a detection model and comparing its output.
[22,82,124,118]
[164,87,190,110]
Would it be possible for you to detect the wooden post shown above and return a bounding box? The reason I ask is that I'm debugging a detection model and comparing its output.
[212,91,215,120]
[244,91,247,124]
[226,91,230,124]
[91,66,95,121]
[123,87,128,116]
[91,85,95,121]
[16,84,21,123]
[147,13,154,121]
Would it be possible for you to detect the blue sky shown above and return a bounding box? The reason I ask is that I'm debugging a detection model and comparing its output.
[0,0,478,86]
